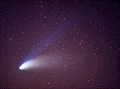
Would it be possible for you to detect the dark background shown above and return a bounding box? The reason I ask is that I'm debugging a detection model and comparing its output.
[1,0,120,89]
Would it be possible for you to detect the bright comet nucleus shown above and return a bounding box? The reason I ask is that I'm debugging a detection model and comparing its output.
[19,58,45,70]
[19,61,32,70]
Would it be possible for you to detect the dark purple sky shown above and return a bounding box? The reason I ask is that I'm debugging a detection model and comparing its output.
[1,0,120,89]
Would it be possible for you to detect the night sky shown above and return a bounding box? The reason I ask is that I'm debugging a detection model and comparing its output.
[1,0,120,89]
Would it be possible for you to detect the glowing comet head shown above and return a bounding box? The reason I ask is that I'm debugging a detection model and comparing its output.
[19,61,31,70]
[19,61,33,70]
[19,58,46,70]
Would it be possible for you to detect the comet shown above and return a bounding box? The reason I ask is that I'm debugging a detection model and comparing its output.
[19,22,67,70]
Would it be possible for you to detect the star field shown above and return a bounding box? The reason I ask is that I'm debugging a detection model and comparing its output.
[1,0,120,89]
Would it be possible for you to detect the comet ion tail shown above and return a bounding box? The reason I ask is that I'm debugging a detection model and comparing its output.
[19,58,45,70]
